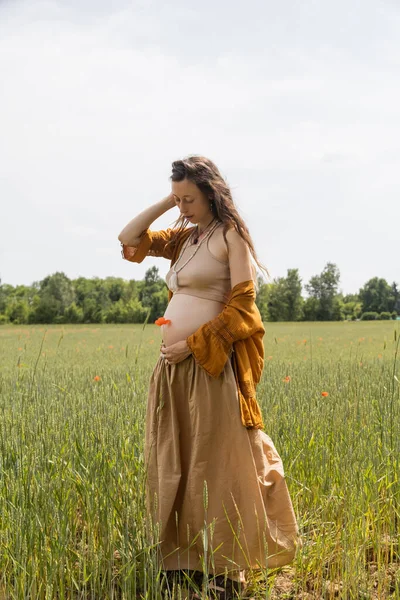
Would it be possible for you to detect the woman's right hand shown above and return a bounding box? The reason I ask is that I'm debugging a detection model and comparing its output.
[160,340,192,365]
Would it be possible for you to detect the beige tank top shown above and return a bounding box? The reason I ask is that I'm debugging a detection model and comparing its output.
[165,224,231,303]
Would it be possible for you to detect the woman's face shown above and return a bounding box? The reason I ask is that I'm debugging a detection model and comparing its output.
[171,179,211,224]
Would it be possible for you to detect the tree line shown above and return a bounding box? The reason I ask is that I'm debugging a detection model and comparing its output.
[256,263,399,322]
[0,262,399,325]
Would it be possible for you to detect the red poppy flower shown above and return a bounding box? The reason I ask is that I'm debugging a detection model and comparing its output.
[321,391,329,397]
[155,317,171,326]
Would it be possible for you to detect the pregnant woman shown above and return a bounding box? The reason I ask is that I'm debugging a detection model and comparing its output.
[118,156,300,599]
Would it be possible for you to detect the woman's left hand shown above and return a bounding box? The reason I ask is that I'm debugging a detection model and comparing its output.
[160,340,192,364]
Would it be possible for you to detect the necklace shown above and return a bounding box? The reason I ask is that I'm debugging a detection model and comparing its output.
[192,217,216,244]
[167,220,219,293]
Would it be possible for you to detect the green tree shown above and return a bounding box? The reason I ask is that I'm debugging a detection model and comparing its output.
[358,277,393,313]
[390,282,400,313]
[331,296,345,321]
[258,269,303,322]
[255,276,271,321]
[31,296,60,323]
[125,298,150,323]
[64,302,83,323]
[40,272,75,310]
[82,298,104,323]
[305,262,341,320]
[103,277,126,303]
[6,300,30,324]
[104,298,148,323]
[267,279,288,322]
[343,293,360,304]
[342,300,363,320]
[121,279,140,303]
[285,269,303,321]
[73,277,112,323]
[0,281,16,314]
[302,296,319,321]
[150,288,169,322]
[140,266,169,322]
[31,272,76,323]
[104,300,126,324]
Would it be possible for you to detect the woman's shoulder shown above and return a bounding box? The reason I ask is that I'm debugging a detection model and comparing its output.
[207,221,244,264]
[224,224,248,250]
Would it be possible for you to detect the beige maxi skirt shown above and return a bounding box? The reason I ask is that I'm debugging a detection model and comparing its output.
[144,352,300,579]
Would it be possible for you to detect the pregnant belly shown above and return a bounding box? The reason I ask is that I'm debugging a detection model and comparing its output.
[160,293,226,347]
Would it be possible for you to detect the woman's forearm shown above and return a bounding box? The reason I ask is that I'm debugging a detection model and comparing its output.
[118,194,176,245]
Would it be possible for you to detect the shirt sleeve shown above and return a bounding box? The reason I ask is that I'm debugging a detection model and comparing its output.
[120,228,178,263]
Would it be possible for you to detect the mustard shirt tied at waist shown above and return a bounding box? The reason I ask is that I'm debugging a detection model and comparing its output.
[121,226,265,429]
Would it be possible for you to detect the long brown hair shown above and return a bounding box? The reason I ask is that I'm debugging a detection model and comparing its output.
[168,155,269,283]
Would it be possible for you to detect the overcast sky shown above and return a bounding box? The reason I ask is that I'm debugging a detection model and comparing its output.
[1,0,399,295]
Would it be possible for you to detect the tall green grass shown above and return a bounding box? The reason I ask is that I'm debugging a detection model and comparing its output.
[0,322,399,599]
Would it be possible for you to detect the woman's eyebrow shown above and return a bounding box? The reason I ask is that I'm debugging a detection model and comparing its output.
[174,194,193,199]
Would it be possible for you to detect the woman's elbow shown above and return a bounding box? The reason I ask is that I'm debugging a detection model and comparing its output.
[118,229,133,245]
[118,232,142,246]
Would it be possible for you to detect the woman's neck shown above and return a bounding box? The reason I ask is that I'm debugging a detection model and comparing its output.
[191,216,217,245]
[197,215,215,235]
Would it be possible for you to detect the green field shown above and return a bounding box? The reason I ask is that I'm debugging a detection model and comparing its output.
[0,322,399,599]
